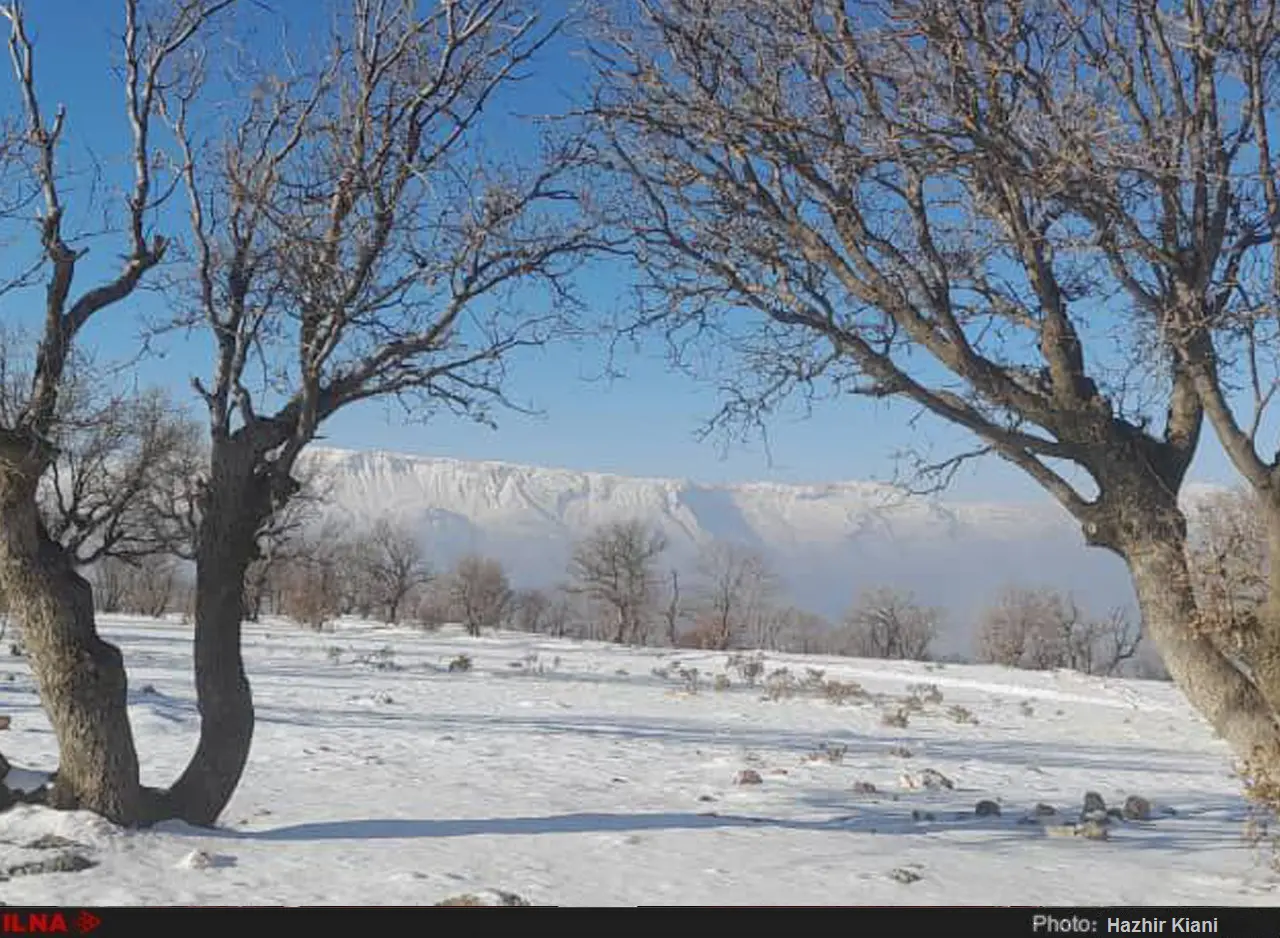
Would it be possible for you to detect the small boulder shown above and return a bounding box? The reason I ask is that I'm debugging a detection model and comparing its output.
[735,769,764,785]
[852,781,878,795]
[975,799,1001,817]
[1078,818,1110,840]
[5,852,97,877]
[920,768,954,790]
[1122,794,1152,821]
[1032,803,1057,817]
[435,890,531,907]
[1082,791,1107,815]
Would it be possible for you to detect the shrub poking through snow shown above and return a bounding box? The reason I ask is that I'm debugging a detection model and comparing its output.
[447,654,473,673]
[763,668,798,700]
[852,780,878,794]
[821,679,866,704]
[818,742,848,763]
[713,674,731,692]
[881,707,910,729]
[948,705,979,725]
[889,866,923,884]
[888,745,914,759]
[679,667,701,694]
[907,682,944,705]
[726,652,766,686]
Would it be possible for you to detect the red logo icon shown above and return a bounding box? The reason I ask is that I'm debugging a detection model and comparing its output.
[75,912,100,935]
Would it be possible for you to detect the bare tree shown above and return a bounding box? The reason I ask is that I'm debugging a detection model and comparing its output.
[241,462,331,622]
[155,0,603,824]
[588,0,1280,790]
[0,0,230,823]
[509,585,577,636]
[509,587,551,633]
[977,586,1140,676]
[1185,488,1269,659]
[117,556,178,619]
[769,605,832,655]
[277,521,349,630]
[842,588,938,661]
[447,553,512,636]
[93,558,130,615]
[688,542,777,650]
[351,517,430,624]
[567,519,666,644]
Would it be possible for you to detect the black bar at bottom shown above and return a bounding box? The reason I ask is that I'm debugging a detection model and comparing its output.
[0,906,1277,936]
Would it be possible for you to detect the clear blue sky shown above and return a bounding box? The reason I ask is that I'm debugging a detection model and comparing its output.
[0,0,1245,504]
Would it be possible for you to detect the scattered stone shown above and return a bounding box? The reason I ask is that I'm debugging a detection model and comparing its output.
[1044,820,1109,841]
[139,684,158,696]
[434,890,532,907]
[1078,818,1110,840]
[24,835,82,851]
[889,867,923,884]
[698,794,716,802]
[178,850,236,870]
[852,781,878,795]
[5,852,97,878]
[1032,803,1058,817]
[1081,791,1108,821]
[888,745,914,759]
[911,809,936,822]
[975,799,1001,817]
[901,768,954,791]
[735,769,764,785]
[1122,794,1152,821]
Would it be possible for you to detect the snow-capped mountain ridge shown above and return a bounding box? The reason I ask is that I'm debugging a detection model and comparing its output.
[299,446,1150,652]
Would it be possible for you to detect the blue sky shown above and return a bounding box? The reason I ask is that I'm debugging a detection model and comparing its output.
[0,1,1246,504]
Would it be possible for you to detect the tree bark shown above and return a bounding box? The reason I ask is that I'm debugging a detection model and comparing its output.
[163,441,267,826]
[0,474,147,823]
[1124,523,1280,782]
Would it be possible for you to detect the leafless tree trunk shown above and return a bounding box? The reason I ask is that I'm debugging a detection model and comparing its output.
[156,0,601,824]
[661,568,682,646]
[588,0,1280,793]
[567,520,667,644]
[0,0,228,823]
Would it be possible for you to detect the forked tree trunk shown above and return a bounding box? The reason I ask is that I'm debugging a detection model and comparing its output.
[0,476,148,823]
[164,445,266,826]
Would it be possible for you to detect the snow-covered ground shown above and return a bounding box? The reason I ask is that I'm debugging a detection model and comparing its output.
[0,615,1275,905]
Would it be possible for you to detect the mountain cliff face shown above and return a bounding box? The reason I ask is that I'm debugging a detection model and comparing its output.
[301,447,1143,653]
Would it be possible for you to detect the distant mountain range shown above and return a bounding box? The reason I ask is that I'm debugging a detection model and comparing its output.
[296,447,1206,656]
